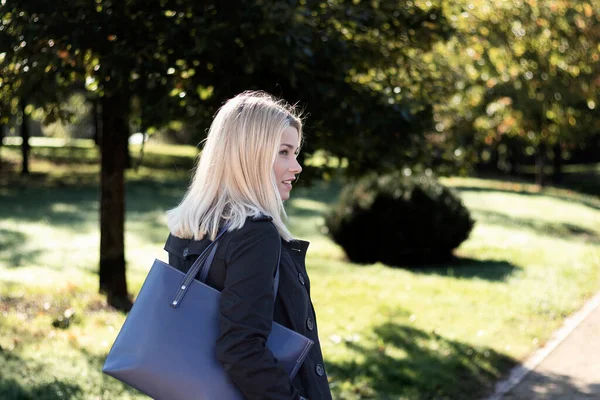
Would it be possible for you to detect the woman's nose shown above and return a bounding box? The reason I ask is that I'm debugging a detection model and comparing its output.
[291,158,302,174]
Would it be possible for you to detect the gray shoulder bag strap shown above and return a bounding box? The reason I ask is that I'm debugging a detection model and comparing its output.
[187,225,283,299]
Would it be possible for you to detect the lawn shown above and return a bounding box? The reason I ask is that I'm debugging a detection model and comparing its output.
[1,144,599,399]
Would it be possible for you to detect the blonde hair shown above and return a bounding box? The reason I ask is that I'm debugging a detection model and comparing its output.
[166,90,303,242]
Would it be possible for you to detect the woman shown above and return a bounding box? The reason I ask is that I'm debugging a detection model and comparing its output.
[163,90,333,400]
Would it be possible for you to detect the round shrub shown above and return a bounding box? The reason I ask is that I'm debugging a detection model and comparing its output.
[324,171,475,266]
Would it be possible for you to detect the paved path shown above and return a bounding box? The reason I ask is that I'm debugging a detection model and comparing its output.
[485,291,600,400]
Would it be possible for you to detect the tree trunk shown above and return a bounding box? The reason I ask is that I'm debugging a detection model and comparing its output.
[489,144,500,173]
[507,139,519,176]
[552,141,563,184]
[92,98,101,146]
[99,92,132,311]
[124,134,132,169]
[508,155,519,176]
[20,101,30,176]
[535,141,546,187]
[0,123,4,171]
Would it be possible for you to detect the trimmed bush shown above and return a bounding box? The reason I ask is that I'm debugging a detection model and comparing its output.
[324,171,475,266]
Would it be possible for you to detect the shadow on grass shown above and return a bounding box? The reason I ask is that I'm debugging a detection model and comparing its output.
[125,180,187,245]
[0,185,98,231]
[0,178,185,234]
[0,351,83,400]
[556,179,600,199]
[327,322,517,400]
[0,166,100,187]
[289,179,344,206]
[79,348,149,399]
[464,167,600,199]
[0,347,145,400]
[0,228,43,268]
[126,180,187,213]
[0,378,83,400]
[285,179,343,224]
[0,178,189,272]
[346,253,520,282]
[518,169,600,199]
[407,257,521,281]
[471,209,600,245]
[286,204,324,219]
[502,370,600,399]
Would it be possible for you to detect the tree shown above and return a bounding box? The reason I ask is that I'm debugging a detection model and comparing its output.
[175,1,453,177]
[19,100,30,175]
[2,0,141,309]
[0,76,9,172]
[2,0,453,309]
[0,9,75,176]
[428,0,599,185]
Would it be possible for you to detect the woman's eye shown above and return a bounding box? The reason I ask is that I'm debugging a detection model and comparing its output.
[279,150,289,156]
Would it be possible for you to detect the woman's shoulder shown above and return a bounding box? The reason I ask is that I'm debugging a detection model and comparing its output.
[163,230,209,259]
[229,214,279,240]
[216,215,281,266]
[163,215,279,255]
[223,215,280,252]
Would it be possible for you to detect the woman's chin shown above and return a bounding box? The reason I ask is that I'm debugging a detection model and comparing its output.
[279,191,291,201]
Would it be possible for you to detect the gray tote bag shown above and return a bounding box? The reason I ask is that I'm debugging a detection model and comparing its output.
[102,227,313,399]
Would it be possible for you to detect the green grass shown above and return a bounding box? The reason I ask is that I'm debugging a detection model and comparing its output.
[1,148,600,399]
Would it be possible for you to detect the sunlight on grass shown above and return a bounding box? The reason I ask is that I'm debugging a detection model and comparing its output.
[130,142,200,158]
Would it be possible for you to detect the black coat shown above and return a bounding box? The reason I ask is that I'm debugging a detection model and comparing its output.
[164,216,333,400]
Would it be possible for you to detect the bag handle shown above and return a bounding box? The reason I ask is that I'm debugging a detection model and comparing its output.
[170,226,229,308]
[171,224,282,308]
